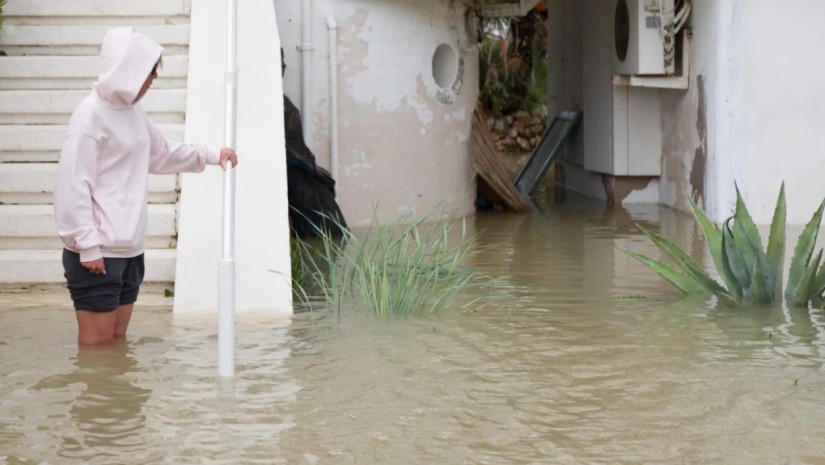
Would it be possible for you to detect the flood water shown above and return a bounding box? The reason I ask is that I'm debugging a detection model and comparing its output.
[2,193,825,464]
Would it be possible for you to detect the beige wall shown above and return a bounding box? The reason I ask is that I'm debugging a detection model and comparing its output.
[276,0,479,226]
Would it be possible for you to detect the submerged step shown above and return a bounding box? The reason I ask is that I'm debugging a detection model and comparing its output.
[0,24,190,56]
[0,89,187,125]
[0,163,178,205]
[0,55,188,90]
[0,124,185,162]
[0,204,178,250]
[3,0,191,18]
[0,248,177,286]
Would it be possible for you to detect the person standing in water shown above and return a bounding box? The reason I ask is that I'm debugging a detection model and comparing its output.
[54,27,238,346]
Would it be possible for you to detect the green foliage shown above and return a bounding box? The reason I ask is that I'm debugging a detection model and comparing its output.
[478,12,548,117]
[0,0,6,36]
[625,183,825,308]
[292,205,494,316]
[0,0,6,56]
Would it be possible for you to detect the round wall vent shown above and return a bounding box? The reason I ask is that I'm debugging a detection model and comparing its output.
[614,0,630,62]
[432,43,458,89]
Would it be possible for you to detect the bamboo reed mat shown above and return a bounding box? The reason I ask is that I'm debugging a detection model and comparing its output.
[471,104,530,212]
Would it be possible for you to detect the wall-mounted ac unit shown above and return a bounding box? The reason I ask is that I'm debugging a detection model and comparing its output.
[613,0,676,75]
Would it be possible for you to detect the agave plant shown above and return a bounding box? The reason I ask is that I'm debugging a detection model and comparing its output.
[624,183,825,308]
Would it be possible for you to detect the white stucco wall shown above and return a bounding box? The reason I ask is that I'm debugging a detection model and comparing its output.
[711,0,825,225]
[660,0,825,226]
[174,0,292,314]
[275,0,479,226]
[658,0,719,216]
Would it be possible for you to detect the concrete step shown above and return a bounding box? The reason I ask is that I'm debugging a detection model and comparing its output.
[0,89,187,125]
[0,163,178,205]
[3,0,190,19]
[0,248,177,287]
[0,24,190,56]
[0,55,188,90]
[0,204,177,250]
[0,124,184,163]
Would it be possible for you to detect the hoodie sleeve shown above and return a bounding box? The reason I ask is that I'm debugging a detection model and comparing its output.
[54,133,104,262]
[146,118,220,174]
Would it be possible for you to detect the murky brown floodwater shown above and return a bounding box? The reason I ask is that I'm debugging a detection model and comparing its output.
[2,193,825,465]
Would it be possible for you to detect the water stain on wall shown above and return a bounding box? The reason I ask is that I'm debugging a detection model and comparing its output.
[331,6,476,225]
[691,75,707,205]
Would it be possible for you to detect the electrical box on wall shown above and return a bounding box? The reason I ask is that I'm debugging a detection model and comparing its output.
[612,85,662,176]
[613,0,676,75]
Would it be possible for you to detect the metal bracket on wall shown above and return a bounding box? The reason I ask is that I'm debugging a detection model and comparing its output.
[480,0,539,18]
[613,29,692,90]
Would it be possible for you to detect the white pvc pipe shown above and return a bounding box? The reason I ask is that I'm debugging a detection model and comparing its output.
[301,0,313,145]
[326,17,339,198]
[219,0,238,379]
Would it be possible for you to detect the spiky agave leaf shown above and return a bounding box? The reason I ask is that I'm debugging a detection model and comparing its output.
[734,185,765,247]
[637,225,740,307]
[686,195,741,295]
[750,248,773,303]
[811,261,825,304]
[733,185,775,294]
[785,200,825,302]
[766,183,787,298]
[791,249,823,307]
[721,218,749,300]
[804,250,825,305]
[622,249,708,294]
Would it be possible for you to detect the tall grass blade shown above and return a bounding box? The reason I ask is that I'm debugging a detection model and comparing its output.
[785,200,825,301]
[622,249,707,294]
[293,202,495,316]
[792,249,823,307]
[766,183,786,297]
[721,218,748,299]
[637,225,739,306]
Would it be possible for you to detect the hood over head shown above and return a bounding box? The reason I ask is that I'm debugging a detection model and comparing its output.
[92,27,163,107]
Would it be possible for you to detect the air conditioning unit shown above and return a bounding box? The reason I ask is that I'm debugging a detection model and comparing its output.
[613,0,676,75]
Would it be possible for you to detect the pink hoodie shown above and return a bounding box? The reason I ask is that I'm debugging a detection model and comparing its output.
[54,28,219,262]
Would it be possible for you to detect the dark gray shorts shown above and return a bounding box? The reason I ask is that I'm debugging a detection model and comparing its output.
[62,249,145,312]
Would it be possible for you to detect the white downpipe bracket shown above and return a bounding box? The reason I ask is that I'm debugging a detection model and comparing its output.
[219,0,238,378]
[327,17,339,198]
[301,0,313,146]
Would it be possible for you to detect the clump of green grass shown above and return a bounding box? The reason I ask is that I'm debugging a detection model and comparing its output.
[293,205,493,315]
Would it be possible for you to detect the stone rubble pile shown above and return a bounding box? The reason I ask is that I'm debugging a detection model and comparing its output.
[486,110,547,153]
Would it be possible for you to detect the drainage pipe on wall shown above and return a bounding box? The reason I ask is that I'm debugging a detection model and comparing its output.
[219,0,238,379]
[326,17,339,198]
[301,0,313,145]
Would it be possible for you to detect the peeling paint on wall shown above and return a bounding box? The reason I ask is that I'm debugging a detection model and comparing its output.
[690,75,707,205]
[601,175,658,205]
[275,0,479,226]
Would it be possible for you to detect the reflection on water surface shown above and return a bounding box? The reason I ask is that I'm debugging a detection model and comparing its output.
[2,194,824,464]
